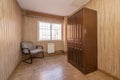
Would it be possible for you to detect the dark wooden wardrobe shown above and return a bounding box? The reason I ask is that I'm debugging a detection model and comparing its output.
[67,8,97,74]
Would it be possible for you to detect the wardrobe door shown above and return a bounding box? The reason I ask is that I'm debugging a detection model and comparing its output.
[75,11,84,68]
[67,18,72,62]
[67,16,75,64]
[74,15,78,65]
[83,8,97,70]
[67,17,74,63]
[71,16,76,65]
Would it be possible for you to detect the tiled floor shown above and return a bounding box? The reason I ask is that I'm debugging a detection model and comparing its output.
[9,55,116,80]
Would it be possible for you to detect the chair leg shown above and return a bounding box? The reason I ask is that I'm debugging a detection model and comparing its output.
[22,52,44,64]
[42,52,44,58]
[23,58,32,64]
[30,54,32,64]
[22,54,33,64]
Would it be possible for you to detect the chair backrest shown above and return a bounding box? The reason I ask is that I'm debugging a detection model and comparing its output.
[21,41,36,50]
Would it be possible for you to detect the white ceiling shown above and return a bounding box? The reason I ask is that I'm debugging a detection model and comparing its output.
[17,0,90,16]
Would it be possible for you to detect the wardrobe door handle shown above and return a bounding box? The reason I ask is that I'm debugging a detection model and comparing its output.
[80,43,83,45]
[80,48,83,51]
[84,28,87,35]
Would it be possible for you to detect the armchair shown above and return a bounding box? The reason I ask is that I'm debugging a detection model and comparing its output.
[21,41,44,64]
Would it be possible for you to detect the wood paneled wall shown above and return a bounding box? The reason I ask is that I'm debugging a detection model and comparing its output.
[24,10,64,20]
[63,17,68,52]
[0,0,22,80]
[84,0,120,79]
[22,16,65,52]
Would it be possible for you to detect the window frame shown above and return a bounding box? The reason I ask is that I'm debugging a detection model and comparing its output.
[37,21,63,41]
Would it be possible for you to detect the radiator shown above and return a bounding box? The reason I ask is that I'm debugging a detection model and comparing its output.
[48,43,55,53]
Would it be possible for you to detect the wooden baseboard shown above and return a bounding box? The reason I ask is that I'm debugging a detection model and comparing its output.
[98,69,120,80]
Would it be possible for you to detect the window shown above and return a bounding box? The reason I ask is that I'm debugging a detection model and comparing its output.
[38,22,62,41]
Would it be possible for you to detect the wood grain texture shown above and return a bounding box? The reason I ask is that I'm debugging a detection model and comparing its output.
[9,55,88,80]
[84,0,120,79]
[86,71,117,80]
[22,16,65,52]
[63,17,68,52]
[67,8,97,74]
[24,10,64,20]
[9,55,116,80]
[0,0,22,80]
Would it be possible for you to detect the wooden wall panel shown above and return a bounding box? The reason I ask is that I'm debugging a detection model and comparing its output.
[0,0,22,80]
[25,10,64,20]
[85,0,120,79]
[63,17,68,52]
[23,16,64,52]
[0,0,4,79]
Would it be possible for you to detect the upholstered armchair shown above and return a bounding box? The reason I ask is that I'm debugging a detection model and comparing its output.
[21,41,44,64]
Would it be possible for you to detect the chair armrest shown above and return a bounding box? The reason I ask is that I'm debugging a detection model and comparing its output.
[36,45,43,49]
[22,48,31,54]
